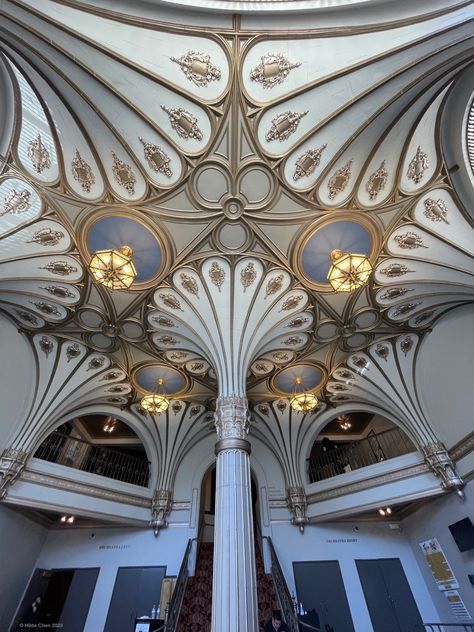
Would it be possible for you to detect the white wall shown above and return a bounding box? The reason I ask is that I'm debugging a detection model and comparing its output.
[403,479,474,623]
[0,506,47,631]
[35,524,191,632]
[270,519,440,632]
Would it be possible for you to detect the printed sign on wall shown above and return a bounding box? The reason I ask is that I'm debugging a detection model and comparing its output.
[419,538,459,591]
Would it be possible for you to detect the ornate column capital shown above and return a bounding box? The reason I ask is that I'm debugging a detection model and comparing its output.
[0,447,29,500]
[150,489,172,536]
[286,486,309,533]
[423,442,464,497]
[214,395,251,454]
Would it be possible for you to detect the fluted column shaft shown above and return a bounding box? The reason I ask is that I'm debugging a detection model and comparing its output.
[211,396,258,632]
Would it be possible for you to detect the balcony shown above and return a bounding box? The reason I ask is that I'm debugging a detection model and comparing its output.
[307,427,416,484]
[34,430,151,488]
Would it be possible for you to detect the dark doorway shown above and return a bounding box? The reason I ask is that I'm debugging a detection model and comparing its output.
[356,558,423,632]
[293,560,355,632]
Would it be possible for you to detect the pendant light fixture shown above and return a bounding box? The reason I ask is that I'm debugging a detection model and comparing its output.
[290,376,318,413]
[327,249,372,292]
[140,378,169,415]
[89,245,137,290]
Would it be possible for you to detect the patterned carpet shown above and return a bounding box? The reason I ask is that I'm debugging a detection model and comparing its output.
[256,537,278,630]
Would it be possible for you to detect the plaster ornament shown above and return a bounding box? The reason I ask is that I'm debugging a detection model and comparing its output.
[208,261,225,291]
[87,356,106,371]
[27,227,64,247]
[111,152,136,195]
[159,293,185,312]
[265,110,308,142]
[161,106,203,141]
[380,287,412,300]
[107,397,124,403]
[39,336,54,358]
[71,150,95,193]
[287,486,308,533]
[189,361,205,372]
[379,263,414,278]
[400,336,414,356]
[284,336,303,346]
[40,285,75,298]
[39,261,78,276]
[280,295,304,311]
[1,189,31,216]
[254,362,270,372]
[157,335,177,345]
[179,272,199,297]
[27,134,51,173]
[152,315,175,327]
[276,400,287,413]
[15,310,39,326]
[286,316,309,328]
[100,371,121,381]
[170,51,221,87]
[108,385,126,393]
[407,146,429,184]
[423,198,449,224]
[326,162,352,200]
[190,406,201,416]
[170,351,187,361]
[273,351,289,362]
[392,302,421,317]
[338,370,354,380]
[172,401,183,413]
[65,343,81,362]
[352,356,368,370]
[423,442,464,496]
[0,448,30,500]
[331,383,348,391]
[214,396,249,441]
[394,231,428,249]
[139,137,172,177]
[31,301,61,316]
[240,262,257,291]
[366,161,388,200]
[265,274,284,298]
[258,405,269,416]
[414,311,434,325]
[375,343,390,361]
[250,53,300,89]
[293,144,327,181]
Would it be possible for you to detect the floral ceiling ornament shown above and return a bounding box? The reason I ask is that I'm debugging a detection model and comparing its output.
[159,293,185,312]
[38,261,78,276]
[393,302,421,317]
[240,262,257,291]
[407,146,429,184]
[400,336,414,356]
[380,287,413,300]
[276,400,287,413]
[394,231,428,249]
[265,274,284,298]
[71,150,95,193]
[265,110,308,142]
[139,137,172,177]
[27,134,51,173]
[31,301,61,316]
[15,310,39,326]
[286,316,309,328]
[40,285,75,298]
[366,161,389,200]
[39,336,54,358]
[414,311,434,325]
[284,336,303,346]
[152,315,175,327]
[27,227,64,247]
[1,189,31,216]
[158,335,177,345]
[379,262,414,277]
[293,144,327,181]
[250,53,301,89]
[280,295,304,311]
[273,351,289,362]
[375,343,389,361]
[352,355,368,370]
[170,51,221,87]
[423,198,449,224]
[111,152,136,195]
[208,261,225,291]
[179,273,199,297]
[161,106,203,141]
[328,160,353,200]
[87,356,106,371]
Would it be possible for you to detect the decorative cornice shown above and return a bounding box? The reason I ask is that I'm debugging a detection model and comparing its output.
[0,448,30,500]
[449,432,474,462]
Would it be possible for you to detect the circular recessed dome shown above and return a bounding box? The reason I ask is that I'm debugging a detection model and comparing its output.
[297,219,372,288]
[272,363,324,395]
[133,364,188,396]
[86,215,165,285]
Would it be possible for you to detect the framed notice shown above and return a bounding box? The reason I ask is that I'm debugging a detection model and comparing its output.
[419,538,459,591]
[444,590,472,621]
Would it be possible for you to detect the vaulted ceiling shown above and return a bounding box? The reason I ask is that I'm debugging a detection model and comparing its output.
[0,0,473,428]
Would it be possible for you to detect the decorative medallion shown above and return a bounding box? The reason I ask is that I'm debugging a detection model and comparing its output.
[111,152,136,195]
[87,356,106,371]
[39,336,54,358]
[258,405,269,416]
[39,261,78,276]
[15,310,39,326]
[171,401,183,413]
[394,231,428,249]
[328,160,352,200]
[107,397,124,404]
[331,383,348,391]
[286,316,309,328]
[189,361,205,372]
[152,315,176,327]
[280,295,304,311]
[265,111,308,142]
[100,371,121,381]
[407,146,429,184]
[273,351,289,362]
[293,144,327,181]
[276,400,287,413]
[170,351,187,361]
[208,261,225,292]
[250,53,300,89]
[161,106,203,141]
[159,293,185,312]
[27,134,51,173]
[380,287,412,300]
[71,150,95,193]
[190,405,201,416]
[1,189,31,216]
[379,263,414,278]
[375,343,389,361]
[157,335,177,346]
[170,51,221,87]
[338,370,354,380]
[284,336,303,346]
[139,137,172,177]
[254,362,270,372]
[423,198,449,224]
[240,262,257,291]
[414,311,434,325]
[27,227,64,247]
[393,302,421,317]
[400,336,414,356]
[265,274,284,298]
[108,385,126,393]
[30,301,61,316]
[352,356,368,370]
[179,273,199,297]
[65,343,81,362]
[366,161,388,200]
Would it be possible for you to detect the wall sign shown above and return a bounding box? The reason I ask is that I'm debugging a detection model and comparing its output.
[444,590,471,621]
[419,538,459,591]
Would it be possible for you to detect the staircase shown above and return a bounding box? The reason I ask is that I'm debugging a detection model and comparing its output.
[176,542,213,632]
[256,536,278,630]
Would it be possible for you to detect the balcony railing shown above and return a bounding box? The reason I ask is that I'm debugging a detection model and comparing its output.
[34,431,150,487]
[307,427,416,484]
[419,626,474,632]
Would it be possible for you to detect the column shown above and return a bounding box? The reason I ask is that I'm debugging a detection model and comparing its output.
[211,395,258,632]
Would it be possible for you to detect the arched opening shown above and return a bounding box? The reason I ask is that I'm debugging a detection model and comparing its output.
[307,412,417,484]
[33,414,150,487]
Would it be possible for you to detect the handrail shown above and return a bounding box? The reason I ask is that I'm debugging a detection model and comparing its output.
[418,625,474,631]
[264,536,321,632]
[164,538,194,632]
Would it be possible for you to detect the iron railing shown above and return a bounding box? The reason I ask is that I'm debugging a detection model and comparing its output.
[34,431,150,487]
[307,426,416,483]
[419,625,474,631]
[264,537,320,632]
[165,538,194,632]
